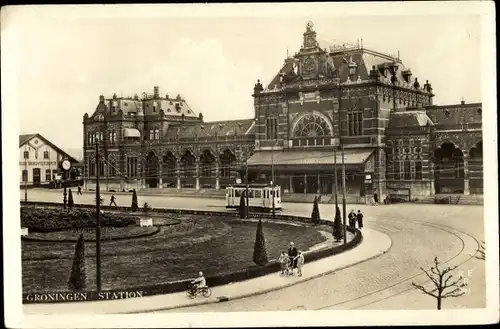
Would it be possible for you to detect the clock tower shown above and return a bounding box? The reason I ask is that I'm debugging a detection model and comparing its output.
[296,21,329,80]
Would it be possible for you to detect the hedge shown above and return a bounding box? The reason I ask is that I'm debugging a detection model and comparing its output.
[21,207,138,232]
[22,200,363,303]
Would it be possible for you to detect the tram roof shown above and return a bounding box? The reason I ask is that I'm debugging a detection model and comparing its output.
[228,184,278,188]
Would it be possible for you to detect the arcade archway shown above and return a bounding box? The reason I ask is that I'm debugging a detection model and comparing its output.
[146,151,160,188]
[469,141,483,194]
[200,150,216,177]
[433,143,464,194]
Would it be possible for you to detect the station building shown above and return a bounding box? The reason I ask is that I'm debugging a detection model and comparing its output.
[19,133,79,188]
[82,22,483,201]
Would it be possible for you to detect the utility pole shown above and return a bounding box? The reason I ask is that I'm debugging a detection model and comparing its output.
[95,141,102,292]
[245,156,249,219]
[333,146,338,207]
[341,143,347,244]
[63,172,67,209]
[271,142,275,218]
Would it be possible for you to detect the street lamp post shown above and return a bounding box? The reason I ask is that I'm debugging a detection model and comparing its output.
[271,143,275,218]
[95,141,102,292]
[63,175,67,210]
[341,143,347,245]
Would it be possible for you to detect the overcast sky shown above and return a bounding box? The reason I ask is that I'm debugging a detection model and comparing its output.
[3,4,487,158]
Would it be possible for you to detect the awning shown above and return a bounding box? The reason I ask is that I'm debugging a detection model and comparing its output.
[247,148,375,166]
[124,128,141,138]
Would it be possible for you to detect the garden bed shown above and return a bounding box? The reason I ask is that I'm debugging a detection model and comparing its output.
[22,217,327,293]
[22,226,160,243]
[21,207,138,232]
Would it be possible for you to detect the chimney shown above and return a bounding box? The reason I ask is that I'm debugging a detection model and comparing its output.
[154,86,160,98]
[99,95,105,103]
[461,98,465,105]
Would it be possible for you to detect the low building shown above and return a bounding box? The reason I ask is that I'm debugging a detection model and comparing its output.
[19,133,79,188]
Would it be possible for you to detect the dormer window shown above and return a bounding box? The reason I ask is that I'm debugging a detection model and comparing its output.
[477,108,482,115]
[444,110,450,117]
[402,70,412,83]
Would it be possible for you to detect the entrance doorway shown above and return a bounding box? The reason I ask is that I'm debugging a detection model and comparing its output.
[146,151,159,188]
[32,168,41,186]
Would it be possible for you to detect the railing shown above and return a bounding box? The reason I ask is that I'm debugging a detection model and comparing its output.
[341,136,372,145]
[432,123,482,131]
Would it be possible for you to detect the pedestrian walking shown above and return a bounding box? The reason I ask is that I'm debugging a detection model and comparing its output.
[288,242,298,275]
[373,192,379,205]
[110,194,117,206]
[296,251,305,277]
[348,209,356,228]
[356,210,364,229]
[77,186,82,195]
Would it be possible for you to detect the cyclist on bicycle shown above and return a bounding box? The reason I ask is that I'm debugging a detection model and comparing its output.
[190,271,207,294]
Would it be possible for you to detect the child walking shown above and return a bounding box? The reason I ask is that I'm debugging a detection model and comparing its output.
[296,251,305,277]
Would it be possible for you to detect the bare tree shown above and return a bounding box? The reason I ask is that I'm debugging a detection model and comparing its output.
[412,257,466,310]
[473,240,485,261]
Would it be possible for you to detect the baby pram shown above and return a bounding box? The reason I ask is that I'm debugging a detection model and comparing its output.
[280,257,294,276]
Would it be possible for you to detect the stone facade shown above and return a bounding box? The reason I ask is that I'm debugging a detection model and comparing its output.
[82,21,483,198]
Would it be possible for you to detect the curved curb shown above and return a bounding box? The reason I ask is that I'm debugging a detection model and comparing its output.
[21,226,162,243]
[124,231,393,314]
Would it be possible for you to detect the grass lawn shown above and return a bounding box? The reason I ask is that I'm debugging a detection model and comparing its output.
[24,226,159,242]
[22,216,326,293]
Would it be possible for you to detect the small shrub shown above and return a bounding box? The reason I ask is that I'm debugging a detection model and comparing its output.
[131,189,139,212]
[67,189,74,208]
[332,205,343,242]
[311,196,320,225]
[68,234,86,291]
[252,219,268,266]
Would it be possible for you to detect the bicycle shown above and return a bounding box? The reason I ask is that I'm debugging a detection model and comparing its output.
[186,286,212,299]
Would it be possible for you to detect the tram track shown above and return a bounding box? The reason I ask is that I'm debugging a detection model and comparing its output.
[311,217,480,310]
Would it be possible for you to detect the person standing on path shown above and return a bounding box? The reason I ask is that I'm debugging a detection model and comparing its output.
[77,186,82,195]
[357,210,364,229]
[296,251,305,277]
[348,209,356,228]
[288,242,298,275]
[110,194,117,206]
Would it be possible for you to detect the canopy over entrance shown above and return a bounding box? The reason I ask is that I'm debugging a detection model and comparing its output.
[247,148,375,170]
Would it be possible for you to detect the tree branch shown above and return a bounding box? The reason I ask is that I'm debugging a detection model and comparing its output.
[412,283,438,299]
[443,277,464,290]
[421,267,440,287]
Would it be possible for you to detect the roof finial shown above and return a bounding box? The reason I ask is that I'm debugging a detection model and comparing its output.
[361,37,363,48]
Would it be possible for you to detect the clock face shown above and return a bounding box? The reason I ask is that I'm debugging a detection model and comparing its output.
[62,160,71,171]
[303,57,316,74]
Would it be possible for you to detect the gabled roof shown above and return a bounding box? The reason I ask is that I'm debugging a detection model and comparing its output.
[19,133,79,163]
[19,134,36,146]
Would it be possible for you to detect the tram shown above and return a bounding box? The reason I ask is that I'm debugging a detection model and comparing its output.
[225,183,282,211]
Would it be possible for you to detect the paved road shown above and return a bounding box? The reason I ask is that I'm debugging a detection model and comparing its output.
[21,189,485,311]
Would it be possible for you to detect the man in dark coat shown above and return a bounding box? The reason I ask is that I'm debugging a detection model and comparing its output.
[357,210,364,229]
[348,209,356,228]
[288,242,298,274]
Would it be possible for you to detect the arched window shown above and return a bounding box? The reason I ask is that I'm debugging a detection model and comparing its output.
[404,156,411,180]
[348,111,363,136]
[415,157,423,180]
[293,113,332,137]
[200,150,215,177]
[220,149,236,178]
[181,151,195,177]
[266,117,278,140]
[163,153,177,177]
